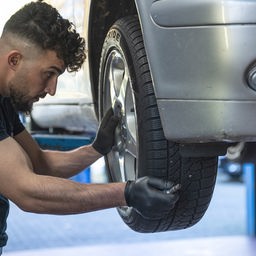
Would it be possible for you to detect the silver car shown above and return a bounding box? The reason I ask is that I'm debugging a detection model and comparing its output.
[31,0,256,233]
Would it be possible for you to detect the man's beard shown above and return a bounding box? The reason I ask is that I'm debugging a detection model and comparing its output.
[9,85,33,114]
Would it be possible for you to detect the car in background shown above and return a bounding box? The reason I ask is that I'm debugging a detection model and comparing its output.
[29,0,256,233]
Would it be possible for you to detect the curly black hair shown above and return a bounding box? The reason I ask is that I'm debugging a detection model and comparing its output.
[2,0,86,72]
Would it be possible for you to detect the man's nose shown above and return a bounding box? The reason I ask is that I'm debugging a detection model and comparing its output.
[44,80,57,96]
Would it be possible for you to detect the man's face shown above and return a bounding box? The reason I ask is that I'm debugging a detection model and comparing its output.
[9,72,38,113]
[8,50,65,113]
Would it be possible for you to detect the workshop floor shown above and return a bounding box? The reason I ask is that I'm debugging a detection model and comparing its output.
[3,165,252,256]
[4,236,256,256]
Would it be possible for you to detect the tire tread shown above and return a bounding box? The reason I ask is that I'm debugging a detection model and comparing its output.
[102,15,218,233]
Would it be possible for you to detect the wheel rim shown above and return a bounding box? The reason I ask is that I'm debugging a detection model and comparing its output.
[103,49,138,182]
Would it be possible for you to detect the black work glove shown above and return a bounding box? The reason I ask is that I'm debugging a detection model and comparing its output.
[125,176,181,219]
[92,108,119,155]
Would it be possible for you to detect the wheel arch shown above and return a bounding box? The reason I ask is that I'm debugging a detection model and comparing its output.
[88,0,137,116]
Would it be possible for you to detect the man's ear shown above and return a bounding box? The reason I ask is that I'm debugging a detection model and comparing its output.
[8,51,22,70]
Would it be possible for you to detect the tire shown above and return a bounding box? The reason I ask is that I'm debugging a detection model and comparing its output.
[99,15,218,233]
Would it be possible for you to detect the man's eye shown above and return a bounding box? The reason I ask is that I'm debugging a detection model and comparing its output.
[46,72,54,78]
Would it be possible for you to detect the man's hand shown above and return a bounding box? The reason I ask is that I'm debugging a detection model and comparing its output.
[124,176,181,219]
[92,108,119,155]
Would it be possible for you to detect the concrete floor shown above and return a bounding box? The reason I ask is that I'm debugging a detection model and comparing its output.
[4,236,256,256]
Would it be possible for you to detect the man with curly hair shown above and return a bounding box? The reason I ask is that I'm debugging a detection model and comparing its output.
[0,1,180,252]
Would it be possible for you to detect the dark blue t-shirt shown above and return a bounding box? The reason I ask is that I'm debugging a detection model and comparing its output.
[0,96,25,247]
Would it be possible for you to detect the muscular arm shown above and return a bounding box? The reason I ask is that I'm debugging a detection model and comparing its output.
[2,130,180,218]
[14,129,102,178]
[0,135,126,214]
[15,108,119,178]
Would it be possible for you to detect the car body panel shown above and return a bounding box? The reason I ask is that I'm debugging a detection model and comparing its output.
[133,0,256,142]
[150,0,256,27]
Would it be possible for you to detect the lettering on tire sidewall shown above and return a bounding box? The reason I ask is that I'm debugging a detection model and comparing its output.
[106,29,121,45]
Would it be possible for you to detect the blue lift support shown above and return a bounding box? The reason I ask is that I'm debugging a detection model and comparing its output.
[244,163,256,236]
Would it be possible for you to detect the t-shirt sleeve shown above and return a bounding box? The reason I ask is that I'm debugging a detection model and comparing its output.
[0,121,9,141]
[0,98,25,139]
[13,112,25,136]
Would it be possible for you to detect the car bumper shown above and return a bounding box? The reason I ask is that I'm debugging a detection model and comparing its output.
[136,0,256,142]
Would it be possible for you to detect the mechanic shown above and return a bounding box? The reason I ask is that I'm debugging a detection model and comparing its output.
[0,1,180,253]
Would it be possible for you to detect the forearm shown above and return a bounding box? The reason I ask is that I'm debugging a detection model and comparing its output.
[35,144,102,178]
[1,136,125,215]
[15,175,126,214]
